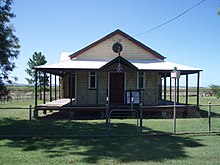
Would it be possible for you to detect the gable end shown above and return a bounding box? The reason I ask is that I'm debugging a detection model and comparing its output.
[70,29,166,60]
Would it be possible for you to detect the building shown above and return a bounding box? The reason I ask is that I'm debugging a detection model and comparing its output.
[34,29,202,118]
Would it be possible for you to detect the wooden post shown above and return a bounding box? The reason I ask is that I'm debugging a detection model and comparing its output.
[34,70,38,118]
[208,101,211,134]
[164,73,167,105]
[55,75,57,100]
[59,76,61,99]
[35,69,38,107]
[173,77,177,134]
[70,72,73,106]
[39,71,42,100]
[170,77,172,102]
[29,105,32,135]
[43,72,46,114]
[96,72,99,105]
[177,77,179,103]
[185,74,189,105]
[43,72,46,104]
[105,98,110,136]
[139,103,143,134]
[197,72,200,106]
[50,74,52,102]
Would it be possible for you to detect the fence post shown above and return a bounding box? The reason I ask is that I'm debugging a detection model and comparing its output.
[173,78,177,134]
[139,103,143,134]
[29,105,32,136]
[208,101,211,134]
[105,98,110,136]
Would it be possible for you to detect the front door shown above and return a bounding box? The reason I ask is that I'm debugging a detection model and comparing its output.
[110,72,125,104]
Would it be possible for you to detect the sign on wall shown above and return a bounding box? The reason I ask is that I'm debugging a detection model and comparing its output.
[126,90,140,104]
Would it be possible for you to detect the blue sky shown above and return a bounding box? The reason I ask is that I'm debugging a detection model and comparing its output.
[11,0,220,87]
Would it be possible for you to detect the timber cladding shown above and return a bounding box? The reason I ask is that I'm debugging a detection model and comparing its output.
[98,72,108,105]
[76,71,89,105]
[126,72,137,90]
[76,71,106,105]
[74,70,160,106]
[143,72,159,105]
[61,76,67,98]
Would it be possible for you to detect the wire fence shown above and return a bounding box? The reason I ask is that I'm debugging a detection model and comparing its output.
[0,104,219,137]
[0,92,60,105]
[0,94,34,105]
[140,105,209,135]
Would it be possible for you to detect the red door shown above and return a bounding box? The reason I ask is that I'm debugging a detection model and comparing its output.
[110,72,124,104]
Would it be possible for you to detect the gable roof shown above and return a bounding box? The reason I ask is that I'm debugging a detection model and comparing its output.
[69,29,166,60]
[100,55,138,71]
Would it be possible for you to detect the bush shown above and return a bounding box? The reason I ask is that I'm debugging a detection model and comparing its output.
[209,84,220,99]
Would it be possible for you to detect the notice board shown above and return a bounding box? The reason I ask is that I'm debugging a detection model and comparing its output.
[126,90,140,104]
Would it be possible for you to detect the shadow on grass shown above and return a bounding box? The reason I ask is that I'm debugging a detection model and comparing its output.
[0,118,205,164]
[1,135,205,164]
[0,118,106,136]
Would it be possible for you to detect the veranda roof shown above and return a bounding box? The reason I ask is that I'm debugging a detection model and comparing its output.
[35,58,202,76]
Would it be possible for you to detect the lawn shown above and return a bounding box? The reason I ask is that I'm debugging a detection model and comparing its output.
[0,95,220,164]
[0,135,220,165]
[0,96,219,136]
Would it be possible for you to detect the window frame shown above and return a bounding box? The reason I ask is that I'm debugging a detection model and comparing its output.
[137,72,145,89]
[89,71,97,89]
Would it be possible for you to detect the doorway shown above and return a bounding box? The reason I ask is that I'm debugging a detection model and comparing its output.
[109,72,125,104]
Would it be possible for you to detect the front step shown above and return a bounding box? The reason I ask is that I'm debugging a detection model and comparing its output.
[109,109,138,119]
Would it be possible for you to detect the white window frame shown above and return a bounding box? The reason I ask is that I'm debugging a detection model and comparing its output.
[137,72,145,89]
[89,71,97,89]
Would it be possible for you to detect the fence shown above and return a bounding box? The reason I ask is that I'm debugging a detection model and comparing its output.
[140,105,209,135]
[0,104,219,137]
[0,92,60,105]
[0,94,34,105]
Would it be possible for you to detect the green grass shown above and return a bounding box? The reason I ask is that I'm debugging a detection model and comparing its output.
[0,99,44,108]
[0,135,220,165]
[0,96,220,164]
[0,96,219,136]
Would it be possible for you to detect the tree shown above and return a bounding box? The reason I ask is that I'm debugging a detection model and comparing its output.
[0,0,20,100]
[25,52,49,99]
[209,84,220,99]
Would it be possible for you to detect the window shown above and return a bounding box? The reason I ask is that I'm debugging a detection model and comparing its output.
[89,71,97,89]
[137,72,145,89]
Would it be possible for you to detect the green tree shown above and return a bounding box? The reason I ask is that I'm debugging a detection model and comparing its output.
[25,52,49,99]
[0,0,20,100]
[209,84,220,99]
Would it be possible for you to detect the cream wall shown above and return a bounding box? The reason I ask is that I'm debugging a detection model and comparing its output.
[70,70,160,105]
[75,34,157,61]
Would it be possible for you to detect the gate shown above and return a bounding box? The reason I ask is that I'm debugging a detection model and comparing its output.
[108,109,139,135]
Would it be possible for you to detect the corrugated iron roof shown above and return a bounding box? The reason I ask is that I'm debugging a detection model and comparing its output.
[35,58,202,73]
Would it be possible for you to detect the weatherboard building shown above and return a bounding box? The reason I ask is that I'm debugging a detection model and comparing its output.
[34,29,202,118]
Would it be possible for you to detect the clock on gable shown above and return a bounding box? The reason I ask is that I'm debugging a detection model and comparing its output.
[112,42,123,53]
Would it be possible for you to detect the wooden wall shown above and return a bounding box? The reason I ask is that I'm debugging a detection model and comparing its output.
[97,72,108,105]
[142,72,160,105]
[75,34,158,61]
[61,76,68,98]
[61,70,161,106]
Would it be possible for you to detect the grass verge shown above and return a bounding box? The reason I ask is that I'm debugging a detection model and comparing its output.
[0,135,220,165]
